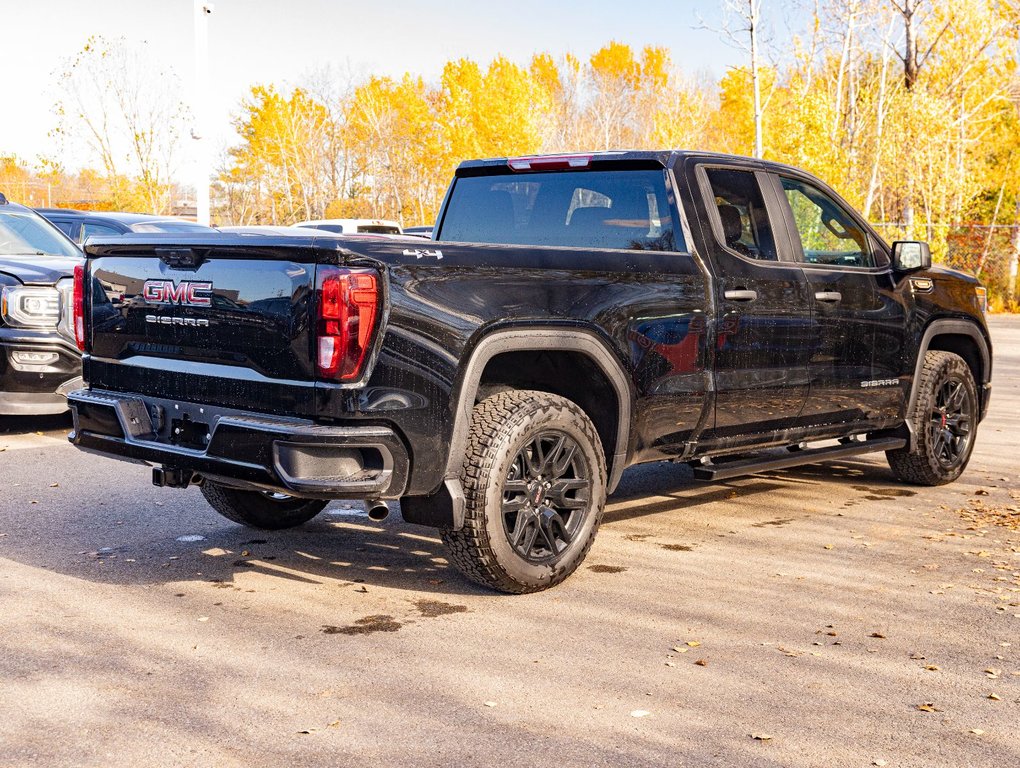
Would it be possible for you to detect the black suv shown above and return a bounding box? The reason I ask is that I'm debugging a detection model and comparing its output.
[0,195,82,415]
[66,150,992,592]
[36,209,213,245]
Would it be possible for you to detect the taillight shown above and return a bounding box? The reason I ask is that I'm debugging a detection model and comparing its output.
[72,263,85,351]
[316,267,380,381]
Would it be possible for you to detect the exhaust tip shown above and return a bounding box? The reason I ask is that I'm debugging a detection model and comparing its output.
[366,500,390,522]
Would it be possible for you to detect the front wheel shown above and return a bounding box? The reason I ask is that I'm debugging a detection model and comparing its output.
[201,482,328,529]
[441,390,607,593]
[887,350,979,486]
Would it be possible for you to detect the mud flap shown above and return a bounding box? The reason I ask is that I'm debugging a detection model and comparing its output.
[400,477,466,530]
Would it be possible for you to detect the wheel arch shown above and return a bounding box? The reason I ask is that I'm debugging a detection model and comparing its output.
[908,318,991,423]
[449,326,633,492]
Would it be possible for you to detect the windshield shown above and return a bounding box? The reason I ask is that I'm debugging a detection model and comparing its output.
[0,210,81,258]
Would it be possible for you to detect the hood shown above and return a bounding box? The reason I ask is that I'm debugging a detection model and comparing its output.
[928,264,980,285]
[0,254,81,285]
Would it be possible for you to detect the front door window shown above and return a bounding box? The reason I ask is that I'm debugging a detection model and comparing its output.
[780,177,878,268]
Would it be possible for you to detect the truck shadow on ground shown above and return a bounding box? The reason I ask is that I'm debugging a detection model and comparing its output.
[14,452,911,597]
[601,453,908,525]
[0,412,71,435]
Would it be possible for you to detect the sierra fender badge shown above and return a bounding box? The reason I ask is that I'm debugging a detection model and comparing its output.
[402,248,443,260]
[860,378,899,388]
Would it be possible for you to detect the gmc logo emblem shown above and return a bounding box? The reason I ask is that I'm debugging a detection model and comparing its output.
[142,279,213,307]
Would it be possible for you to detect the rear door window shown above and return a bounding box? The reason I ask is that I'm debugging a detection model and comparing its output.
[703,168,778,261]
[438,169,683,251]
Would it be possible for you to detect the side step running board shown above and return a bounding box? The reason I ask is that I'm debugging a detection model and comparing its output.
[692,437,907,482]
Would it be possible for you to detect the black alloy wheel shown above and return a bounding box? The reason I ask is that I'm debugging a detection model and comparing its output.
[501,431,591,564]
[887,350,979,486]
[441,389,608,593]
[928,375,973,469]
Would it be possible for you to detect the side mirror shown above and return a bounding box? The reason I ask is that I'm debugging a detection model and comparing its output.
[892,241,931,272]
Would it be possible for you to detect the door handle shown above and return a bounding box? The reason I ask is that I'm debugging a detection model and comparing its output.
[724,289,758,302]
[814,291,842,303]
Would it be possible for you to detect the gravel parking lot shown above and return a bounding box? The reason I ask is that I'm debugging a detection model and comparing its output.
[1,317,1017,768]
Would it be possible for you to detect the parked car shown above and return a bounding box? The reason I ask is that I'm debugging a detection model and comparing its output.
[217,226,317,236]
[66,150,991,593]
[0,194,82,415]
[36,209,213,244]
[294,218,402,235]
[403,225,433,238]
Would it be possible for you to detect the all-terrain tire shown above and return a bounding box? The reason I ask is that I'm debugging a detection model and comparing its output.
[887,350,978,486]
[441,390,607,594]
[201,482,328,529]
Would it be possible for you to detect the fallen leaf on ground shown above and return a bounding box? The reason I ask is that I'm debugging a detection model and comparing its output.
[750,733,773,741]
[916,703,941,712]
[630,710,651,718]
[970,729,984,735]
[686,640,701,647]
[694,658,708,666]
[870,632,887,639]
[987,693,1001,701]
[484,701,497,708]
[924,665,941,671]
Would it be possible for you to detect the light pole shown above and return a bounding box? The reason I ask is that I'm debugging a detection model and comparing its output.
[193,1,213,225]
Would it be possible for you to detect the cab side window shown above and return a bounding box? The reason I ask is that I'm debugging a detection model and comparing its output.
[51,219,81,242]
[82,222,122,241]
[780,177,877,268]
[704,168,778,261]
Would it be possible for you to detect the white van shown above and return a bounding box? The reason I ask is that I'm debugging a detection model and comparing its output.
[294,218,402,235]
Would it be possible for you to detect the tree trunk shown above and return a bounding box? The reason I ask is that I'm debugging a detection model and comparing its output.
[902,0,918,91]
[749,0,763,158]
[863,16,896,220]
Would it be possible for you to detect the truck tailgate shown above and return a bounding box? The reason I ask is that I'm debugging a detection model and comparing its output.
[84,237,335,418]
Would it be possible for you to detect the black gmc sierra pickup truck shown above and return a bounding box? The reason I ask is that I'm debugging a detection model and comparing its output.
[67,151,992,593]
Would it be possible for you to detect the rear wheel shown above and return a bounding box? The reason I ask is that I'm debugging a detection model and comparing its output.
[201,482,328,529]
[441,390,607,594]
[887,351,978,486]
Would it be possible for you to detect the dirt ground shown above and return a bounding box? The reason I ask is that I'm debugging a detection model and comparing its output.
[0,317,1017,767]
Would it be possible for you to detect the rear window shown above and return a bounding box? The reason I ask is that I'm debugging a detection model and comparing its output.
[438,169,683,251]
[357,225,401,234]
[130,221,209,233]
[298,224,343,233]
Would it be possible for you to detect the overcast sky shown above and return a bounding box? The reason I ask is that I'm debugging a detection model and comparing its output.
[1,0,791,174]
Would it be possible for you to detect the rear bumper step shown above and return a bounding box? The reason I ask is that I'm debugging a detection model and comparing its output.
[692,437,906,482]
[67,389,409,499]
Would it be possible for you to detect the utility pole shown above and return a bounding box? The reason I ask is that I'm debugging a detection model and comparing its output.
[193,1,213,225]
